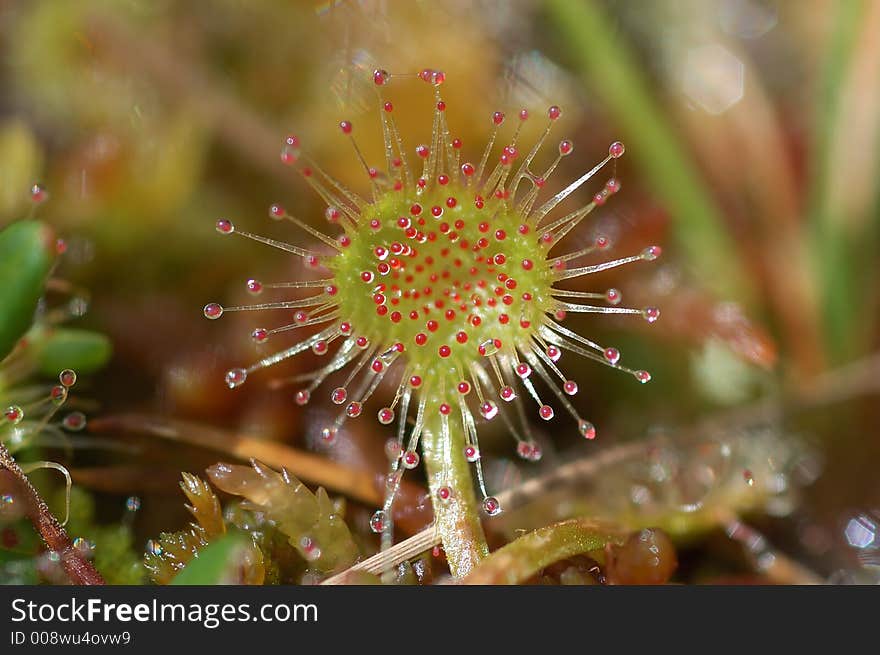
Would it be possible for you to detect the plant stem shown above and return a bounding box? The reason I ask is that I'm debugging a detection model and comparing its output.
[461,518,623,585]
[420,416,488,577]
[0,443,104,585]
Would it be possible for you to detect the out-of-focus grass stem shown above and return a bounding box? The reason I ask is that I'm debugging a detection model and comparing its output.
[809,0,880,364]
[545,0,753,305]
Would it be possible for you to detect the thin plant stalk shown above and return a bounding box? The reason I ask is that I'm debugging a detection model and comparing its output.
[0,443,104,585]
[420,416,488,578]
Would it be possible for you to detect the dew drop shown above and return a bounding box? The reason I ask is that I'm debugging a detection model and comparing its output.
[370,510,388,533]
[59,369,77,388]
[294,389,310,406]
[251,328,268,344]
[538,404,554,420]
[30,183,48,204]
[346,401,363,418]
[215,219,234,234]
[331,387,347,404]
[204,303,223,319]
[125,496,142,512]
[643,306,661,323]
[225,368,247,389]
[634,370,652,383]
[563,380,578,395]
[50,385,67,406]
[603,347,620,365]
[320,426,338,444]
[62,411,87,432]
[4,406,24,424]
[300,536,321,560]
[464,445,480,462]
[73,537,95,558]
[377,407,395,424]
[578,420,597,440]
[609,141,625,158]
[500,385,516,402]
[515,362,532,378]
[246,279,263,295]
[402,450,420,469]
[517,441,543,462]
[606,288,621,305]
[480,401,499,420]
[482,496,502,516]
[641,245,662,261]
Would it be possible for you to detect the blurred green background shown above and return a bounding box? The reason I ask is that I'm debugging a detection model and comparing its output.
[1,0,878,581]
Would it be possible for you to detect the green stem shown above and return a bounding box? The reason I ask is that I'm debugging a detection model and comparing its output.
[460,518,623,585]
[420,416,488,577]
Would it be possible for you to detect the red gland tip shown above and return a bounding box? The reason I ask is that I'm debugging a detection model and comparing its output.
[30,183,48,204]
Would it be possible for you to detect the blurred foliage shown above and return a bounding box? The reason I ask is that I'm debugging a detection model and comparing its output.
[1,0,879,584]
[0,221,55,361]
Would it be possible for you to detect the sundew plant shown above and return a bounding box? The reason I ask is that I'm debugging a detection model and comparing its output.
[2,0,876,588]
[204,68,660,576]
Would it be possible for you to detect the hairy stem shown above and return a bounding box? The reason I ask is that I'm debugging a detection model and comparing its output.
[420,417,488,577]
[460,518,623,585]
[0,443,104,585]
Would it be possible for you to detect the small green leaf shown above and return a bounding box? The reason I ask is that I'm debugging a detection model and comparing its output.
[0,221,55,362]
[32,327,112,376]
[171,533,247,585]
[461,519,624,585]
